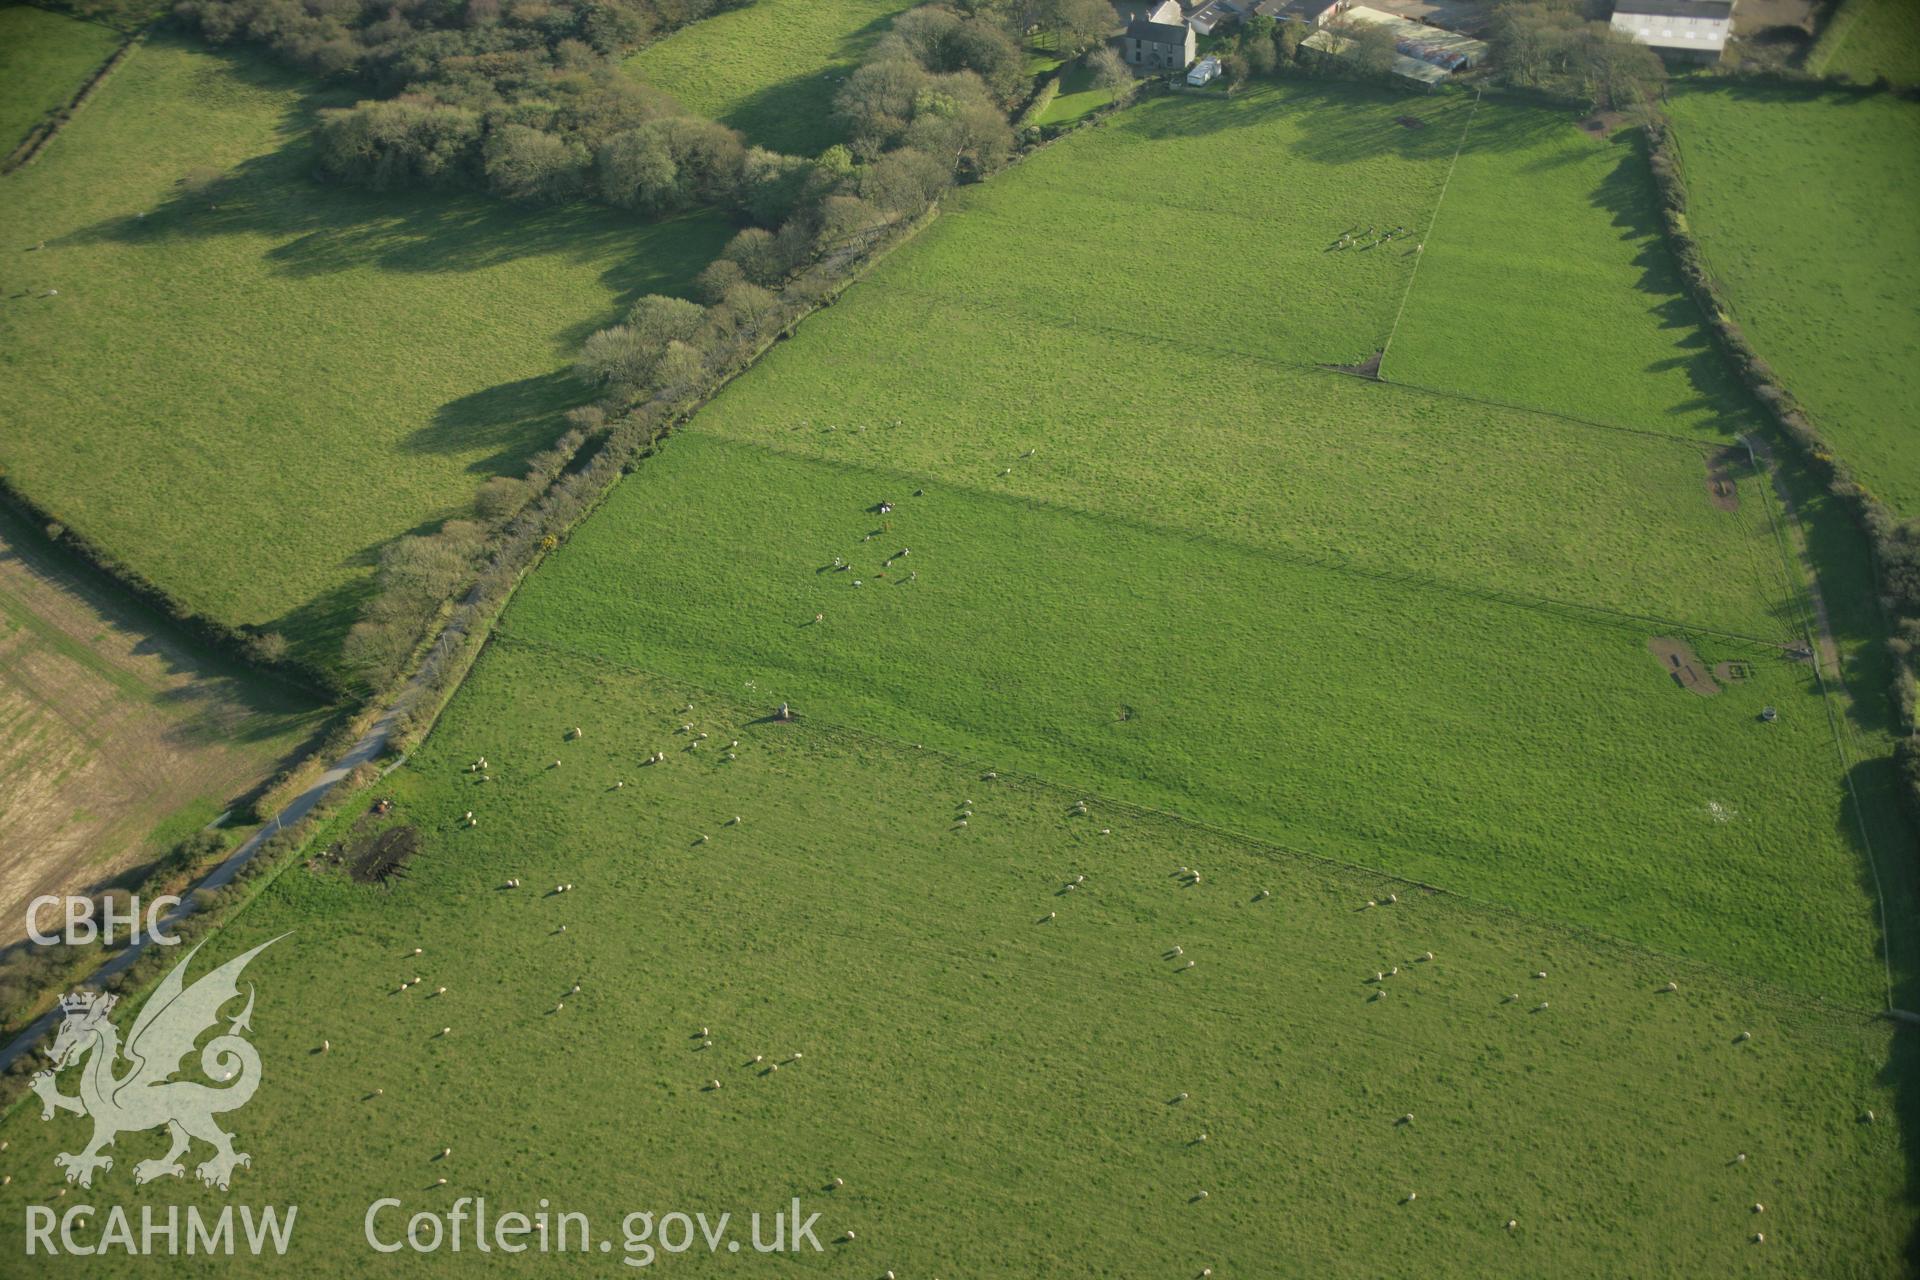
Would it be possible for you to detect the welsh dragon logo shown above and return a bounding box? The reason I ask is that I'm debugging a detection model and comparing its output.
[30,936,284,1191]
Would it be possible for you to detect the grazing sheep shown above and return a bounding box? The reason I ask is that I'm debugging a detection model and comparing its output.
[697,834,710,844]
[1389,966,1399,976]
[1506,993,1519,1003]
[728,815,741,825]
[1171,946,1184,957]
[434,987,446,996]
[1735,1153,1747,1163]
[1403,1192,1416,1203]
[1174,1092,1189,1103]
[1386,893,1397,904]
[1662,981,1678,992]
[1533,971,1546,980]
[320,1040,330,1054]
[437,1178,448,1187]
[439,1147,451,1159]
[753,1055,764,1063]
[1398,1113,1414,1125]
[832,1177,844,1188]
[1533,1002,1549,1012]
[843,1231,854,1241]
[1420,952,1433,962]
[411,947,424,956]
[1373,972,1385,983]
[553,1003,565,1014]
[1753,1233,1765,1244]
[1365,900,1376,909]
[1194,1190,1209,1200]
[440,1027,452,1036]
[1196,1132,1208,1143]
[1100,828,1112,835]
[1182,960,1196,970]
[570,984,581,995]
[983,771,998,780]
[1735,1031,1752,1043]
[1255,889,1270,901]
[1370,990,1385,1002]
[1752,1203,1764,1214]
[1505,1219,1517,1232]
[1044,911,1056,920]
[708,1080,721,1090]
[1866,1110,1876,1123]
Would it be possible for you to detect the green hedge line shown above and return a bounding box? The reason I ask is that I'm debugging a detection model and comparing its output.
[1643,116,1920,832]
[0,472,348,702]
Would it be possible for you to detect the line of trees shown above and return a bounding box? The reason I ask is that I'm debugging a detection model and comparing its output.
[334,3,1024,684]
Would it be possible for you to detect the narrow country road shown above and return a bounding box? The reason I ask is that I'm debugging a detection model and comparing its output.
[0,705,403,1073]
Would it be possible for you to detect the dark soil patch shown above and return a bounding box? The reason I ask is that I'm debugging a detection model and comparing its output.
[1704,446,1747,512]
[1649,637,1720,697]
[1324,351,1383,379]
[1713,660,1752,684]
[1395,115,1427,129]
[319,815,423,884]
[1579,111,1627,136]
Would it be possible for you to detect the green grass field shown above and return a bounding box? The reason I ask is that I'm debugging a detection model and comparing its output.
[0,640,1906,1275]
[1,52,1911,1278]
[626,0,913,155]
[0,36,729,668]
[445,87,1888,1002]
[1035,57,1115,126]
[1384,108,1760,442]
[1663,84,1920,513]
[0,6,124,155]
[1810,0,1920,84]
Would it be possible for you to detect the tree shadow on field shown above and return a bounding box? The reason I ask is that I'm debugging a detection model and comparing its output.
[412,369,588,474]
[1585,132,1757,440]
[59,40,730,308]
[713,70,857,157]
[1843,753,1920,1270]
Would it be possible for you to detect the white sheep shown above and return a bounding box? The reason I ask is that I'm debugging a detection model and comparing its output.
[440,1027,452,1036]
[1420,952,1433,962]
[434,987,446,996]
[1386,893,1397,904]
[1533,1002,1549,1012]
[1662,981,1678,992]
[439,1147,451,1159]
[320,1040,330,1053]
[1534,971,1547,980]
[1505,1219,1517,1232]
[1736,1031,1752,1043]
[708,1080,721,1090]
[1752,1203,1765,1214]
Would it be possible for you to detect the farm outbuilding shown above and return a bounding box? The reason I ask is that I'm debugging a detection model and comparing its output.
[1188,55,1224,84]
[1610,0,1736,61]
[1302,6,1488,84]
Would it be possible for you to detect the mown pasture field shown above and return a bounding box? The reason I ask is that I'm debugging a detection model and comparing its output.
[1382,105,1759,442]
[626,0,913,155]
[477,85,1892,1001]
[0,5,123,154]
[1810,0,1920,84]
[0,508,323,944]
[0,36,729,667]
[1662,84,1920,513]
[508,429,1879,1001]
[0,640,1906,1276]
